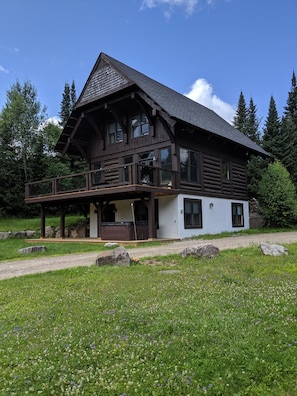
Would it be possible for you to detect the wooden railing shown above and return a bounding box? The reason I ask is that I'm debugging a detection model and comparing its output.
[25,163,177,199]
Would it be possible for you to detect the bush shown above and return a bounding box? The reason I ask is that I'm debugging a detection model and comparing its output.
[258,161,297,227]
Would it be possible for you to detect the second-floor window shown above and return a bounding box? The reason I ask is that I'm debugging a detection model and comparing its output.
[132,113,149,138]
[222,160,230,180]
[180,147,200,183]
[108,121,123,144]
[160,147,172,185]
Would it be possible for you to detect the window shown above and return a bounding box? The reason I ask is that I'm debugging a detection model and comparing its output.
[222,160,230,180]
[180,148,200,183]
[184,199,202,228]
[139,151,155,184]
[108,121,123,144]
[232,203,244,227]
[132,113,149,138]
[92,162,101,186]
[160,147,172,185]
[123,156,133,182]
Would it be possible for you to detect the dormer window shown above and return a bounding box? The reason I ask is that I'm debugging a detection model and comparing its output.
[108,121,123,144]
[132,113,149,138]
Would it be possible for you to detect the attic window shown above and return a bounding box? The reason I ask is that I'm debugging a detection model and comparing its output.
[108,121,123,144]
[132,113,149,138]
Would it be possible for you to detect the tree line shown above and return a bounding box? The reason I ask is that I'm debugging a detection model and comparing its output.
[0,73,297,226]
[0,80,85,217]
[233,71,297,226]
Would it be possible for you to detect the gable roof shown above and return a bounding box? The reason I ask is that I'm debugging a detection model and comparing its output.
[72,53,269,157]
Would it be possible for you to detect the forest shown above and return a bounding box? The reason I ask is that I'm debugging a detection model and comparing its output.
[0,73,297,227]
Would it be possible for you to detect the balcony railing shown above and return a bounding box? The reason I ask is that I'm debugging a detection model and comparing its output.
[25,163,177,200]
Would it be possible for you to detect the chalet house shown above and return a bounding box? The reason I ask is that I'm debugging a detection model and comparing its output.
[25,52,268,241]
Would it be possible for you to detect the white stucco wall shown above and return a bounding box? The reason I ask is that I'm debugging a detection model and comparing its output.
[176,194,249,239]
[90,195,250,239]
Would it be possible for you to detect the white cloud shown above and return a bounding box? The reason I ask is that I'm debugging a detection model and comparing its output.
[0,65,9,74]
[141,0,198,17]
[9,47,20,54]
[184,78,235,123]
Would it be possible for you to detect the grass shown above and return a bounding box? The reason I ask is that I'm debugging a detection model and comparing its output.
[1,246,297,395]
[0,216,85,233]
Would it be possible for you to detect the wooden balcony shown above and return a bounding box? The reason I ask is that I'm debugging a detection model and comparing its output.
[25,163,178,204]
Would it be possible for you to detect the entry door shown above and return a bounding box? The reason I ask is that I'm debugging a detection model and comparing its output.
[134,200,159,228]
[102,204,115,222]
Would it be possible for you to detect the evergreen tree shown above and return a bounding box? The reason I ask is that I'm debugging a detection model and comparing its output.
[262,96,281,158]
[59,82,71,127]
[70,80,77,111]
[233,91,248,133]
[59,80,77,127]
[246,98,261,144]
[234,92,263,197]
[280,71,297,185]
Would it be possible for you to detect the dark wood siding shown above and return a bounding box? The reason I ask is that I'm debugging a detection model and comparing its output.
[202,153,222,193]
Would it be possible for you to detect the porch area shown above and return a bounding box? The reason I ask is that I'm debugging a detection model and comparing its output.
[25,164,179,242]
[25,162,178,204]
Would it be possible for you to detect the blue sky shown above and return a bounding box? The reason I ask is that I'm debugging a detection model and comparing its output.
[0,0,296,127]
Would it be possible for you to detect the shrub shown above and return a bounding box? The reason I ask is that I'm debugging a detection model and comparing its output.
[258,161,297,227]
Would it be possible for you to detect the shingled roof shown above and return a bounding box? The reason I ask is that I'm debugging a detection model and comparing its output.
[72,52,269,157]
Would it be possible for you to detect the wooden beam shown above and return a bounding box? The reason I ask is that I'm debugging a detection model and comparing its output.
[107,104,127,135]
[85,114,104,140]
[62,112,85,155]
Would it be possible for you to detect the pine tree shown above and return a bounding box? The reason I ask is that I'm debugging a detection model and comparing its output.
[59,80,77,128]
[70,80,77,111]
[234,92,263,197]
[262,96,281,158]
[246,98,261,144]
[280,71,297,185]
[233,91,248,133]
[59,82,71,127]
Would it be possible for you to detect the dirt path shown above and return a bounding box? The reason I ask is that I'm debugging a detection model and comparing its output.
[1,231,297,280]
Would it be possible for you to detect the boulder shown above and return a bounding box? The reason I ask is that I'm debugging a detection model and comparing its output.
[180,243,220,259]
[0,232,10,240]
[96,246,131,267]
[25,230,36,238]
[260,243,288,256]
[18,246,47,254]
[13,231,27,239]
[45,226,54,238]
[249,212,266,229]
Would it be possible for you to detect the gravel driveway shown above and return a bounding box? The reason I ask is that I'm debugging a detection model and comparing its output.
[1,231,297,280]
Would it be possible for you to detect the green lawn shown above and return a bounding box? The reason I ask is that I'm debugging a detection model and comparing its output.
[0,216,85,232]
[1,246,297,395]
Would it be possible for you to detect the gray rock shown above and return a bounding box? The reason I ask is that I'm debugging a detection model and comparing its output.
[45,226,54,238]
[13,231,27,238]
[180,243,220,259]
[96,246,131,267]
[260,243,288,256]
[0,231,10,240]
[18,246,47,254]
[25,230,36,238]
